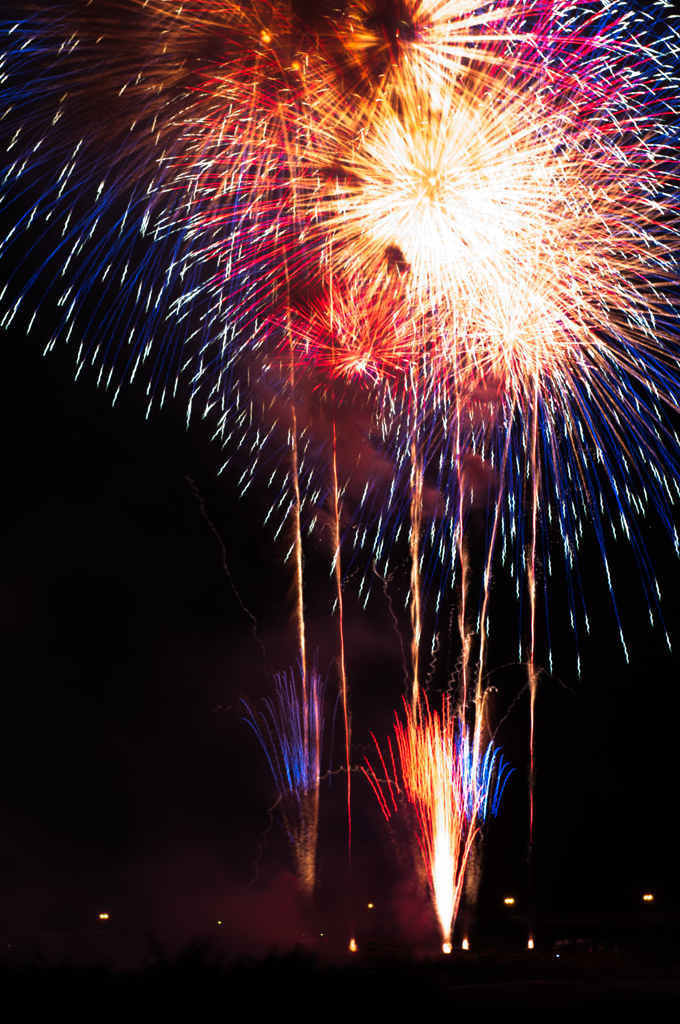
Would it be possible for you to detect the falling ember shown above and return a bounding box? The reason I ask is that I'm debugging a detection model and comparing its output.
[364,695,511,945]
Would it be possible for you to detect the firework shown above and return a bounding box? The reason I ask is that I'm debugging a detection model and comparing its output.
[0,1,323,412]
[335,0,563,98]
[364,695,511,945]
[3,0,680,941]
[4,5,680,650]
[302,8,680,686]
[243,657,325,897]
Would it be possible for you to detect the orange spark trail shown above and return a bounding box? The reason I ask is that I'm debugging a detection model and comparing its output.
[287,321,307,698]
[331,413,351,855]
[527,385,540,848]
[283,231,307,692]
[328,254,351,856]
[455,400,471,711]
[410,438,424,718]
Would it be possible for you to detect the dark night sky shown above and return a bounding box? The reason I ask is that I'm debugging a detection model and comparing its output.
[2,3,680,959]
[3,324,680,958]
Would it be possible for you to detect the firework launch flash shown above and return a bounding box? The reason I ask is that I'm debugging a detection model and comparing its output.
[364,696,511,942]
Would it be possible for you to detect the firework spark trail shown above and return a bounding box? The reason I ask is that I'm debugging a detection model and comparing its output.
[528,385,540,847]
[287,329,307,691]
[454,406,470,709]
[331,411,352,855]
[364,695,511,945]
[243,657,325,897]
[409,436,424,717]
[475,421,516,701]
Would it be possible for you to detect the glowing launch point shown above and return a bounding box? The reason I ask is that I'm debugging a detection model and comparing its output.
[462,939,469,951]
[504,897,515,905]
[364,697,511,952]
[442,942,452,954]
[98,913,109,920]
[349,938,357,952]
[528,938,534,950]
[643,894,654,901]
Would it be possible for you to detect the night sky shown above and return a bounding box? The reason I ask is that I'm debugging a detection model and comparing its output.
[2,2,680,963]
[3,328,679,958]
